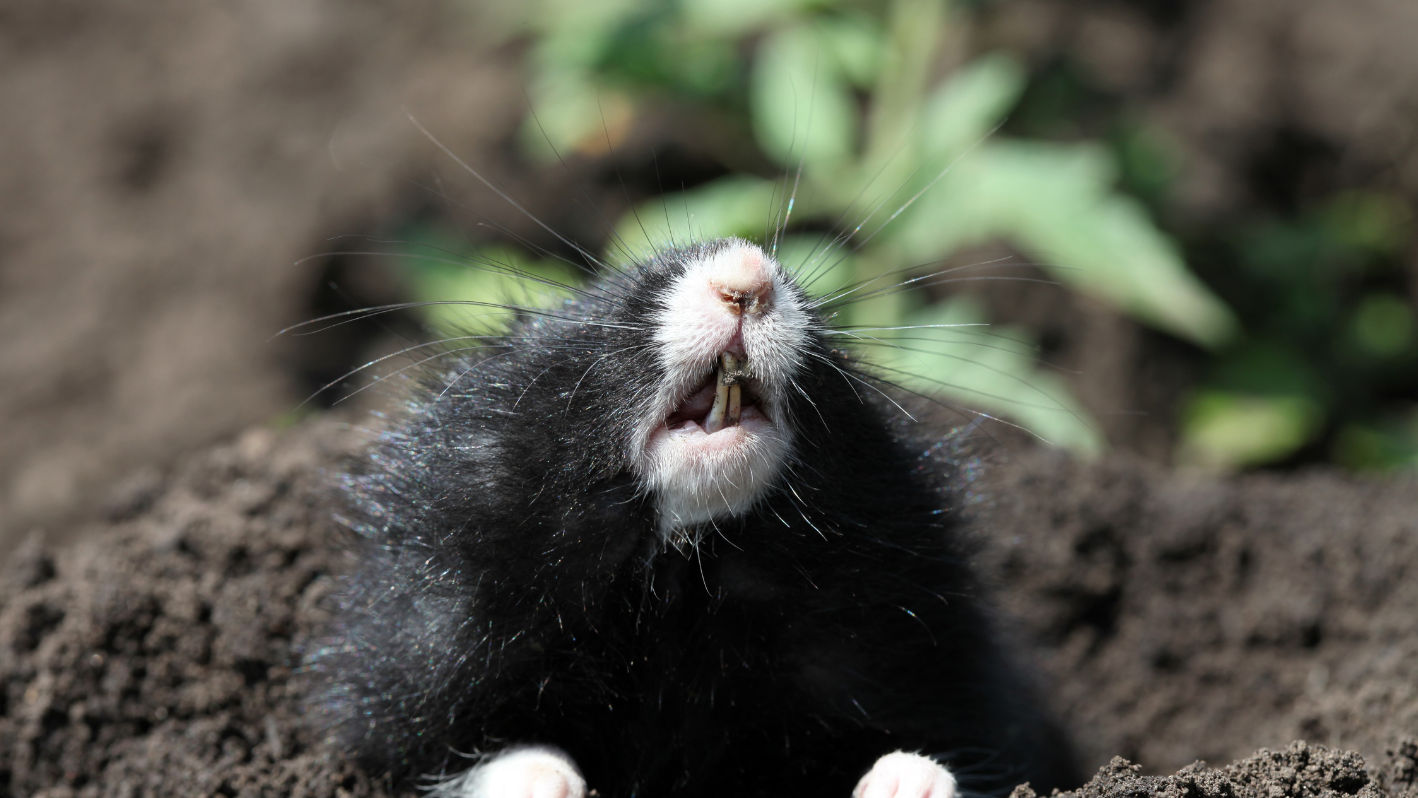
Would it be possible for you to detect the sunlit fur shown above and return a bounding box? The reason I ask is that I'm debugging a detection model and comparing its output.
[307,236,1076,798]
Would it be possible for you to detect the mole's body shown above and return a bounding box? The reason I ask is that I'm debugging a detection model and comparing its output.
[309,239,1073,798]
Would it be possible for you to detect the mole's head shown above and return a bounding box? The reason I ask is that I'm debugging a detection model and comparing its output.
[596,237,820,531]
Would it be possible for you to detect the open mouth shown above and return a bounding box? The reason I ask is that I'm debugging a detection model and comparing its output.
[664,352,766,435]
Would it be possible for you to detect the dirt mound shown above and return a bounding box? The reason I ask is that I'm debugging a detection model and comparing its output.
[1,422,1414,796]
[0,0,521,548]
[0,422,380,797]
[1026,742,1418,798]
[976,450,1418,774]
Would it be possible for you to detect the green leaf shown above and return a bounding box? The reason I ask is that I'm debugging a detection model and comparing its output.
[751,24,857,171]
[1350,293,1415,358]
[614,175,782,255]
[1323,191,1414,255]
[869,295,1105,457]
[776,233,860,303]
[893,142,1238,348]
[1333,414,1418,471]
[531,0,652,68]
[1177,392,1323,470]
[680,0,819,38]
[404,244,584,335]
[919,52,1026,164]
[520,67,609,159]
[815,13,884,88]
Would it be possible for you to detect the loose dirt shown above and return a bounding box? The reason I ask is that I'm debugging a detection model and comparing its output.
[1,422,1413,797]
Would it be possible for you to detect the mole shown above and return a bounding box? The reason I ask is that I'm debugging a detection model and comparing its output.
[307,237,1075,798]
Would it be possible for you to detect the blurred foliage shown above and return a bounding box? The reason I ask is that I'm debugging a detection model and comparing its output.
[398,233,585,336]
[1006,57,1418,472]
[1178,191,1418,471]
[405,0,1418,471]
[404,0,1251,458]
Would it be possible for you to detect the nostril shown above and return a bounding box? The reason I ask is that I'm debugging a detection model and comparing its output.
[704,243,776,314]
[712,281,773,315]
[716,287,747,314]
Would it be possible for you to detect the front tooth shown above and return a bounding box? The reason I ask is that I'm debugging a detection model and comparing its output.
[719,352,751,385]
[727,384,741,424]
[705,362,729,433]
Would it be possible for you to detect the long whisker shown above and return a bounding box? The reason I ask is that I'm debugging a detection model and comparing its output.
[406,111,607,272]
[835,275,1065,309]
[317,240,595,300]
[864,357,1089,419]
[842,337,1074,372]
[796,173,917,289]
[300,335,507,408]
[522,90,639,268]
[308,329,618,406]
[833,326,1078,408]
[815,260,1068,310]
[802,349,916,422]
[832,121,1007,275]
[328,344,515,407]
[398,172,601,277]
[276,300,645,339]
[810,255,1021,307]
[827,323,990,333]
[564,344,654,414]
[845,366,1061,446]
[793,128,925,289]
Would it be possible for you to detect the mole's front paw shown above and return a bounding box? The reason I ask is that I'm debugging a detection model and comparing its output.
[853,751,957,798]
[432,746,586,798]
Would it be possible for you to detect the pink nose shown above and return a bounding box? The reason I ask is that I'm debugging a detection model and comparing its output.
[709,249,773,315]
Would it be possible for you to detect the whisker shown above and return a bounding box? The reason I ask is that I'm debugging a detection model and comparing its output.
[844,120,1006,260]
[809,255,1021,307]
[522,91,639,269]
[300,336,510,408]
[396,175,601,278]
[328,344,512,407]
[802,348,917,422]
[835,327,1073,406]
[843,337,1076,373]
[847,367,1060,446]
[826,324,991,334]
[863,358,1088,420]
[405,111,607,272]
[320,239,594,300]
[276,300,645,338]
[793,129,925,289]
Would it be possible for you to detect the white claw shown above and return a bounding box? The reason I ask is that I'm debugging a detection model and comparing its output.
[429,746,586,798]
[853,752,957,798]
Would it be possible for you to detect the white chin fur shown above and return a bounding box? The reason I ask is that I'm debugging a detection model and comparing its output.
[634,239,809,534]
[644,413,791,531]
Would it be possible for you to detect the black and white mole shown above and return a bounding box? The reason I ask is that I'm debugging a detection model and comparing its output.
[309,238,1074,798]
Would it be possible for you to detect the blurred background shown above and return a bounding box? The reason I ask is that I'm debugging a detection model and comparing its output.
[2,0,1416,550]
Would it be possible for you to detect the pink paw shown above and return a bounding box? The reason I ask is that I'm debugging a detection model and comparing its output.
[432,746,586,798]
[853,751,957,798]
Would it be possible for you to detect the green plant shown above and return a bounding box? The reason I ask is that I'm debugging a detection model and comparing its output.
[1178,190,1418,470]
[419,0,1240,457]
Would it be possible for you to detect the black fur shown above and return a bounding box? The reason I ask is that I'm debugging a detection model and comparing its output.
[308,240,1075,796]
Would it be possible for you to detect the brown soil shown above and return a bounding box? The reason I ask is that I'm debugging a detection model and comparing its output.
[1,422,1414,797]
[975,449,1418,774]
[1033,742,1418,798]
[0,0,522,548]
